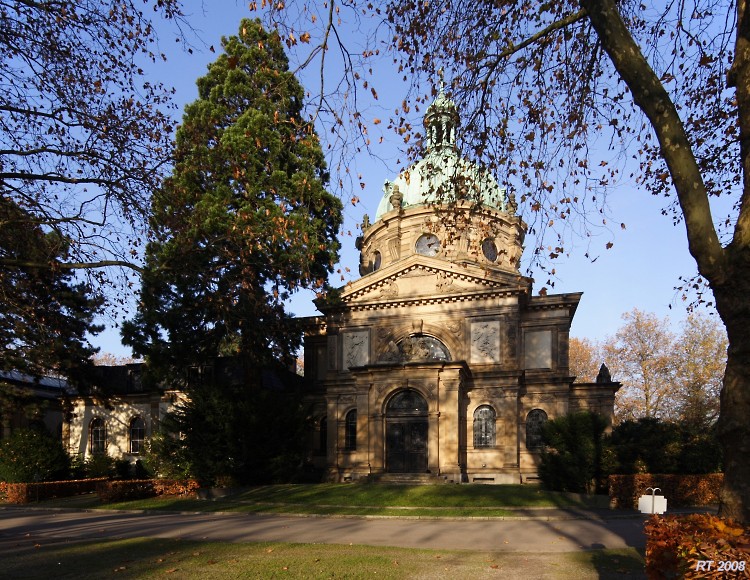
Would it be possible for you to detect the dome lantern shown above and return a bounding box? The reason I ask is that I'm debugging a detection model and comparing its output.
[424,89,460,152]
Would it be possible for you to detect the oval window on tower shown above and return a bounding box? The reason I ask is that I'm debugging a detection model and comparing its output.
[482,238,498,262]
[373,250,382,271]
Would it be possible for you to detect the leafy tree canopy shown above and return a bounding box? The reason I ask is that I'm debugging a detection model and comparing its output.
[571,309,727,427]
[1,0,188,384]
[0,0,185,291]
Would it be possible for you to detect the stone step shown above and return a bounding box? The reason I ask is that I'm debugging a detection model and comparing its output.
[369,472,446,485]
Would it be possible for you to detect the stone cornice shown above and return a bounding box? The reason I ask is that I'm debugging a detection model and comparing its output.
[324,287,527,314]
[525,292,583,314]
[335,252,532,305]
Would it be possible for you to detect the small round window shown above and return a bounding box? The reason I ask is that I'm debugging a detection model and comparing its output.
[482,238,498,262]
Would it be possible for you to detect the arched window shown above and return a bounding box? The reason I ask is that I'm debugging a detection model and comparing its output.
[89,418,106,455]
[386,389,428,415]
[473,405,496,448]
[344,410,357,451]
[526,409,548,450]
[378,335,450,364]
[129,416,146,455]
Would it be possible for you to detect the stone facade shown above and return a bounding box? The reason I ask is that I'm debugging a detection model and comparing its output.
[64,365,182,465]
[302,91,619,484]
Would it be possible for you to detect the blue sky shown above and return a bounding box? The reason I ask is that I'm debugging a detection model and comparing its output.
[92,2,717,357]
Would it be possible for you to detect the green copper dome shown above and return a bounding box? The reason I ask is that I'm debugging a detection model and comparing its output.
[375,91,509,219]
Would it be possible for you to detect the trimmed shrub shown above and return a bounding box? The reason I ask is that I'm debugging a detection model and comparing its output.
[609,418,722,475]
[538,411,611,494]
[96,479,199,502]
[84,453,116,478]
[645,514,750,579]
[0,428,69,483]
[114,459,133,480]
[138,431,192,480]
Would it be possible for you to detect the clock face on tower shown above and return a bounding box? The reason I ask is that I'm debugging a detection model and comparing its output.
[482,238,498,262]
[415,233,440,256]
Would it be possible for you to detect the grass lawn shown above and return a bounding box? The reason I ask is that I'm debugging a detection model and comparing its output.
[33,483,612,517]
[0,537,646,579]
[2,485,644,578]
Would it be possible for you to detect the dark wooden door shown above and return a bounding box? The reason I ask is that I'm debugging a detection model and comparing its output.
[386,419,428,473]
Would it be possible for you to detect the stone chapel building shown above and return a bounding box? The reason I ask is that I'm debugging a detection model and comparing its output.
[302,91,620,484]
[2,92,619,484]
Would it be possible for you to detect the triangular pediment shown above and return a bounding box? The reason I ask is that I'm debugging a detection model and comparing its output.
[338,254,531,306]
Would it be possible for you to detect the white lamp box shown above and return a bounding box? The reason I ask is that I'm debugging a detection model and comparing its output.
[638,488,668,514]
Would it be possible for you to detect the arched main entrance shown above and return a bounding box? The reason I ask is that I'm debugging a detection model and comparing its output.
[385,389,428,473]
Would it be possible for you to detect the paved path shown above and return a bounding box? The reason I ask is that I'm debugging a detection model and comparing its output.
[0,506,652,553]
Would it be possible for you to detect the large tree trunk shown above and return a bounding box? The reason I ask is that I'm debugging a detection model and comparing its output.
[714,282,750,522]
[711,0,750,523]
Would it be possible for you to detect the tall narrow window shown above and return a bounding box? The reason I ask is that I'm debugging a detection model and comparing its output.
[473,405,496,448]
[89,418,106,455]
[344,409,357,451]
[526,409,548,449]
[129,416,146,455]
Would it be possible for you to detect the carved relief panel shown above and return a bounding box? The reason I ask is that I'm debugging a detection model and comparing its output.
[470,320,501,364]
[342,330,370,371]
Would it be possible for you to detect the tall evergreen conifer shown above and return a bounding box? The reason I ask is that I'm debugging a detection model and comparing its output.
[123,19,342,483]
